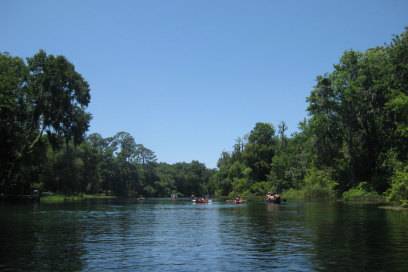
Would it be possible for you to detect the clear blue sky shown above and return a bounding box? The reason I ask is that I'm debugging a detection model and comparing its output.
[2,0,408,168]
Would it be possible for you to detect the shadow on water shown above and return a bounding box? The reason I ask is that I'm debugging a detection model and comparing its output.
[0,203,85,272]
[302,202,408,272]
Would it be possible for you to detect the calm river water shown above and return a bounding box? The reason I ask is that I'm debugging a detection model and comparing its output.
[1,199,407,271]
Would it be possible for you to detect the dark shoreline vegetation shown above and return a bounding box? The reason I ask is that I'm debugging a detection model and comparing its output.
[1,29,407,208]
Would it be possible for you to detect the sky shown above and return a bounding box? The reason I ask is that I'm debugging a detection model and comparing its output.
[2,0,408,168]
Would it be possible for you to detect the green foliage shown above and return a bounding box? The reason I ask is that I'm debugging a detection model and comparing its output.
[243,123,277,181]
[0,49,213,198]
[0,50,90,194]
[2,29,408,204]
[37,132,213,198]
[279,167,338,201]
[231,178,248,195]
[40,193,114,203]
[247,181,275,196]
[306,33,408,193]
[281,188,305,200]
[386,166,408,206]
[212,116,316,198]
[169,160,212,196]
[302,168,337,200]
[342,182,383,203]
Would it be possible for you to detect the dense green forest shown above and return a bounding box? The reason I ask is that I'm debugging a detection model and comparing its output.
[1,30,407,205]
[211,29,408,205]
[0,50,213,198]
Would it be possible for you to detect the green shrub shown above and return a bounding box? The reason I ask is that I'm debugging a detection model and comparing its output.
[281,168,336,200]
[302,167,337,199]
[228,190,254,200]
[386,166,408,206]
[231,178,247,194]
[282,188,305,200]
[247,181,275,196]
[342,182,383,203]
[40,193,114,203]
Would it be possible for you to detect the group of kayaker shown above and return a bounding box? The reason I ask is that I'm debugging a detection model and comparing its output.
[189,192,282,204]
[265,192,281,203]
[195,197,209,203]
[225,193,282,204]
[234,195,244,204]
[191,194,210,204]
[232,193,281,204]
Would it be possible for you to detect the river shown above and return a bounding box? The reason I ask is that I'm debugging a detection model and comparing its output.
[1,199,407,271]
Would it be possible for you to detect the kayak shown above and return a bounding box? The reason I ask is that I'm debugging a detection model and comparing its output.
[265,193,282,204]
[193,198,211,204]
[266,198,281,204]
[226,199,246,204]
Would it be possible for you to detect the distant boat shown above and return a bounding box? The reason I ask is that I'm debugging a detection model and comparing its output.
[265,193,281,204]
[226,198,245,204]
[266,198,281,204]
[193,197,211,204]
[234,199,245,204]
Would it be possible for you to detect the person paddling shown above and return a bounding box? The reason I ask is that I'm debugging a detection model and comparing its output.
[235,195,242,204]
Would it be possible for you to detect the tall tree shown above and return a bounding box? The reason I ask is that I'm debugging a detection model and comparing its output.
[243,122,277,182]
[0,50,91,194]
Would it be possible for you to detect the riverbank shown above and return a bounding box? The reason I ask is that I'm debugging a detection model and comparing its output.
[40,194,115,203]
[280,189,408,211]
[282,187,386,204]
[379,205,408,211]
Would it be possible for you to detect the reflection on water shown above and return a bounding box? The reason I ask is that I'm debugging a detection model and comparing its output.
[0,200,407,271]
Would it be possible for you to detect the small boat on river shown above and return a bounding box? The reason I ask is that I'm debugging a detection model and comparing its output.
[226,196,245,204]
[192,197,211,204]
[265,192,281,204]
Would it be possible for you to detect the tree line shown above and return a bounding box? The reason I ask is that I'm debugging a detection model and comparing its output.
[210,29,408,205]
[0,50,213,197]
[1,29,407,204]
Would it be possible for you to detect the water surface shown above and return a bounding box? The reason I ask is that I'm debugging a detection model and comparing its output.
[1,199,407,271]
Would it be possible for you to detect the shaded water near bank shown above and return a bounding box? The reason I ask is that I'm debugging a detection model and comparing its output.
[1,199,407,271]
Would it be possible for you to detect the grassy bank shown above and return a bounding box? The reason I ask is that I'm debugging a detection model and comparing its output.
[40,194,115,203]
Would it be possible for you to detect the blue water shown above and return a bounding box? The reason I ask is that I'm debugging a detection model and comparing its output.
[1,199,407,271]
